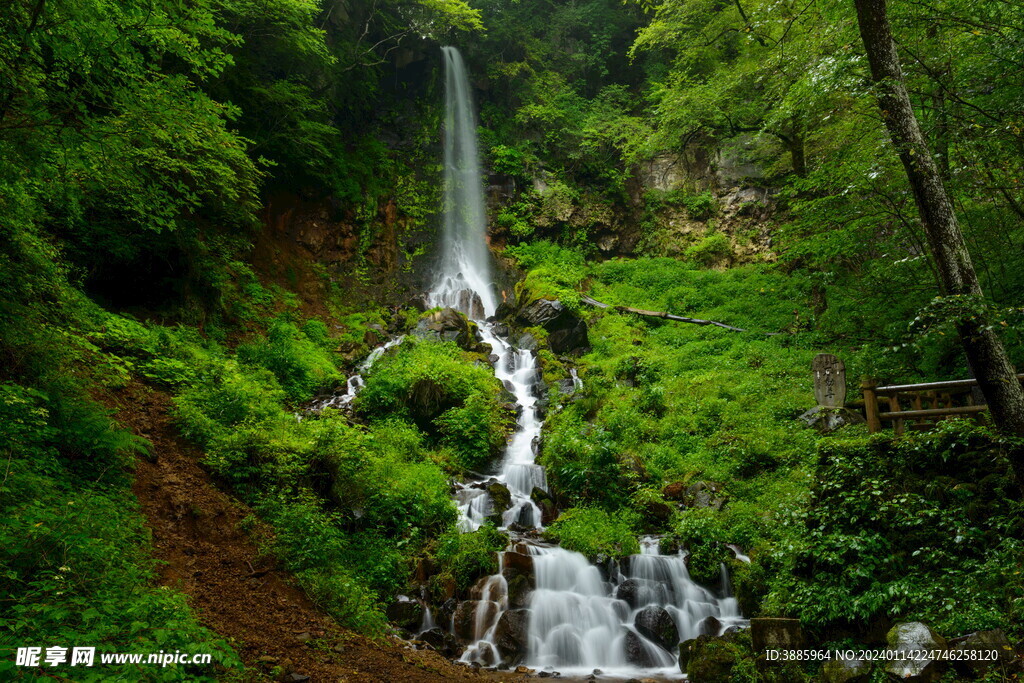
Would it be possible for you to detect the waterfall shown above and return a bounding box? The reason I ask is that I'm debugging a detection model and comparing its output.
[429,46,497,318]
[422,46,746,676]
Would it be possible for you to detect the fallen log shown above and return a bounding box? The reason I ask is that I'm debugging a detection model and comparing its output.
[580,294,778,334]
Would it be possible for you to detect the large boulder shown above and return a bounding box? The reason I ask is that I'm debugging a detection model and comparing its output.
[635,606,679,652]
[418,627,461,658]
[951,629,1018,676]
[530,487,559,526]
[610,577,643,610]
[884,622,947,681]
[501,551,535,585]
[514,298,589,355]
[486,482,512,524]
[506,573,532,609]
[413,307,489,353]
[680,634,742,679]
[751,618,804,652]
[616,579,642,608]
[385,596,423,633]
[624,630,664,668]
[493,609,530,664]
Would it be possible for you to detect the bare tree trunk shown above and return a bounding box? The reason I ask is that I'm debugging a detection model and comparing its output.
[853,0,1024,443]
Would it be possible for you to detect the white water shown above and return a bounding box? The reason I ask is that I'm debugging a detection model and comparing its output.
[428,46,744,677]
[430,46,497,319]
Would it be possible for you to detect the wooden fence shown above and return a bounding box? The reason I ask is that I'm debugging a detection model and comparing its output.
[861,374,1024,434]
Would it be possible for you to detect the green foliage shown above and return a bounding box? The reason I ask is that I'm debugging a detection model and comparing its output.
[684,233,733,267]
[545,507,641,559]
[766,421,1024,636]
[356,339,513,473]
[0,384,241,680]
[682,192,717,220]
[432,526,509,593]
[237,319,342,403]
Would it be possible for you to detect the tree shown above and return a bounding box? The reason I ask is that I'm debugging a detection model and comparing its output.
[852,0,1024,442]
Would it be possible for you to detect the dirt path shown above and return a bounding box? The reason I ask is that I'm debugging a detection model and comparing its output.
[109,381,528,682]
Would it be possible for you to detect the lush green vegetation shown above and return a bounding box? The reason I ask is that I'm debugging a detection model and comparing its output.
[3,0,1024,677]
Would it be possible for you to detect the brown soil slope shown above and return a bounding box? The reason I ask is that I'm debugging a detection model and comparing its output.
[109,381,526,683]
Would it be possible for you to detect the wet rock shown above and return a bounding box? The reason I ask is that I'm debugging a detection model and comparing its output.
[696,615,722,637]
[386,597,423,633]
[951,629,1017,675]
[635,606,679,651]
[506,573,532,609]
[494,609,530,664]
[679,634,741,679]
[513,331,539,352]
[884,622,947,681]
[821,657,872,683]
[799,406,865,433]
[419,627,461,657]
[452,600,499,642]
[486,482,512,522]
[624,630,666,668]
[616,579,642,608]
[501,551,535,585]
[530,487,559,526]
[751,618,804,652]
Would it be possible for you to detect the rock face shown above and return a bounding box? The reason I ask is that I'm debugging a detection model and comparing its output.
[493,609,530,663]
[821,657,872,683]
[751,617,804,652]
[506,573,532,609]
[634,606,679,652]
[885,622,947,681]
[514,298,589,355]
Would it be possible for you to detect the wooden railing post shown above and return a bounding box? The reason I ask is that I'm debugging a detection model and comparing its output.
[861,378,881,433]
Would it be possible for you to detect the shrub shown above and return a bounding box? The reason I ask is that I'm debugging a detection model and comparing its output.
[236,319,341,403]
[433,526,509,593]
[684,232,732,266]
[544,507,641,559]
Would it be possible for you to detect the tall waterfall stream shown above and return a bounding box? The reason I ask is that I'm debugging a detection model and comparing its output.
[318,46,747,679]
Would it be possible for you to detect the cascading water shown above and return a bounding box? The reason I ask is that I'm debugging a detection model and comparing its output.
[423,46,746,678]
[430,46,497,319]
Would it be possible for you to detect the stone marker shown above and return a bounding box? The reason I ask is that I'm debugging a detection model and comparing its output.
[813,353,846,407]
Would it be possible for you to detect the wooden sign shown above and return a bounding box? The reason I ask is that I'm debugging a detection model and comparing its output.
[813,354,846,407]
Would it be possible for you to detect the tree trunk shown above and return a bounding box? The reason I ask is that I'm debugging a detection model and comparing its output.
[853,0,1024,442]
